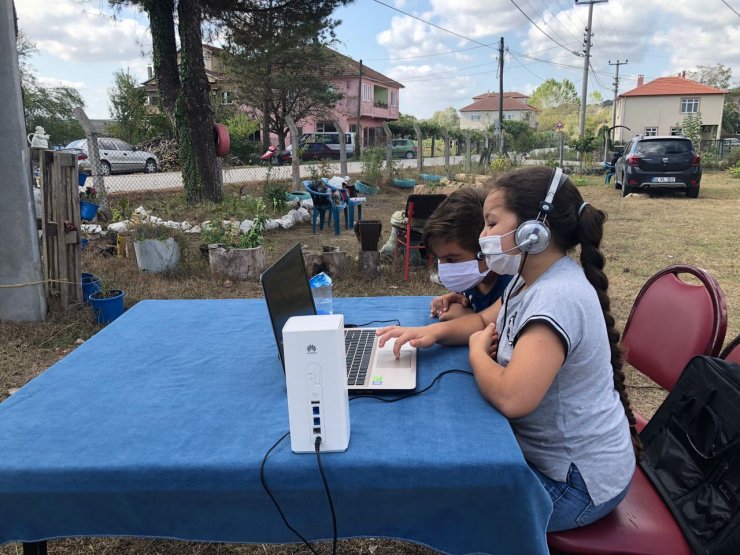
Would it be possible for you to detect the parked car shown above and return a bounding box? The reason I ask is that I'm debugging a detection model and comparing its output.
[277,142,341,165]
[63,138,159,175]
[721,137,740,149]
[614,136,701,198]
[391,139,417,159]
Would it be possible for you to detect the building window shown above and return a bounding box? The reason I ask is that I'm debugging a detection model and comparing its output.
[644,127,658,136]
[316,121,336,133]
[470,114,481,121]
[221,91,232,105]
[670,127,683,136]
[361,83,371,102]
[390,91,397,107]
[680,98,699,113]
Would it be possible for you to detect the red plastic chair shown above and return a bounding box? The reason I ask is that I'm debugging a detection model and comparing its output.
[393,194,446,281]
[720,334,740,364]
[548,264,727,555]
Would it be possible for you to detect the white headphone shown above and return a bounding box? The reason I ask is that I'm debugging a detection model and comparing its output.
[513,167,565,254]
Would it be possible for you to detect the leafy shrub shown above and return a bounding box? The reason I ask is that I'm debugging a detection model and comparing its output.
[729,163,740,179]
[490,155,513,172]
[263,180,288,211]
[361,147,385,187]
[201,200,267,249]
[724,148,740,168]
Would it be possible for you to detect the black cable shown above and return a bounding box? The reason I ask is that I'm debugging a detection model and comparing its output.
[345,318,400,328]
[260,431,319,555]
[350,369,473,403]
[314,436,338,555]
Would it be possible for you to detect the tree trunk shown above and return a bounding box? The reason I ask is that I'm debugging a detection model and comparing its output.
[177,0,222,203]
[262,98,271,152]
[143,0,178,124]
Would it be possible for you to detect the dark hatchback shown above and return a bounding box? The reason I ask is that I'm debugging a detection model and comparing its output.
[615,136,701,198]
[277,143,340,165]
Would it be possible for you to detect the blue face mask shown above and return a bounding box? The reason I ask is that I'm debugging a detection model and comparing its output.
[437,259,490,293]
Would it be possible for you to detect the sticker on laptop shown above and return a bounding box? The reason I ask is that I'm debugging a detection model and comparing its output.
[372,375,383,385]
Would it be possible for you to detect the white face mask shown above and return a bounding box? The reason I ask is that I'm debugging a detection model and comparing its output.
[479,232,522,275]
[437,260,490,293]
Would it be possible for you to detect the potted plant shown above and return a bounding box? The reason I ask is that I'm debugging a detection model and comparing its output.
[88,278,125,324]
[130,218,181,273]
[201,202,267,280]
[79,185,99,221]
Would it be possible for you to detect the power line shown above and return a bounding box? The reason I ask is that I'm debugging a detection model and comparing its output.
[508,0,581,56]
[400,69,498,84]
[363,42,498,62]
[720,0,740,16]
[371,0,498,51]
[507,50,547,81]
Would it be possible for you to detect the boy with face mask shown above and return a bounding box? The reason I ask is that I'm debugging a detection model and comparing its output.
[423,188,513,321]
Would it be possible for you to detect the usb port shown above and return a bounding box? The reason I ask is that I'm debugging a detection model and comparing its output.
[312,407,320,415]
[313,427,321,434]
[311,400,320,405]
[313,417,321,425]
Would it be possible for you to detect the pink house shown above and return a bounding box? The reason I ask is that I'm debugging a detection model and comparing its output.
[298,51,404,148]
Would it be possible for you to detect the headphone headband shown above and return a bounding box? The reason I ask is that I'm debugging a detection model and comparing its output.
[540,167,563,215]
[514,166,565,255]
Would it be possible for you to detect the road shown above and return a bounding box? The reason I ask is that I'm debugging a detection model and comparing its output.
[92,156,467,195]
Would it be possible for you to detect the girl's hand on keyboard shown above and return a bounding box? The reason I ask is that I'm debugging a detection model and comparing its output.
[376,325,439,359]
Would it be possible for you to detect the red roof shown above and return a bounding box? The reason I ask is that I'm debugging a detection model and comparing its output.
[621,77,726,97]
[460,93,536,112]
[473,91,529,100]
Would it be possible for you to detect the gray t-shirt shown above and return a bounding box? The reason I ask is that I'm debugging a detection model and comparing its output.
[496,256,635,505]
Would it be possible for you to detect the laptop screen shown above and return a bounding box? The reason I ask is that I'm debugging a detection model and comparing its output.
[260,243,316,367]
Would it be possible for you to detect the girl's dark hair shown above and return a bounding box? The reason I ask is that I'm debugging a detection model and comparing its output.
[490,166,642,458]
[422,187,488,255]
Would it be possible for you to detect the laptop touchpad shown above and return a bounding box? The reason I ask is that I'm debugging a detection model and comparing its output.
[375,339,413,369]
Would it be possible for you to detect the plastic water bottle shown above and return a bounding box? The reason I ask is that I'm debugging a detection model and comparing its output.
[309,272,333,315]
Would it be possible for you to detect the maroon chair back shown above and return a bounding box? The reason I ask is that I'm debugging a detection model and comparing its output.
[720,334,740,364]
[622,264,727,391]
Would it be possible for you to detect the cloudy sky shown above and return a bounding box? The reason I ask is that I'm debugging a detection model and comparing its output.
[15,0,740,121]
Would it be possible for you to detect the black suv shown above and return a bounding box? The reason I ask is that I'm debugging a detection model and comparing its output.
[615,136,701,198]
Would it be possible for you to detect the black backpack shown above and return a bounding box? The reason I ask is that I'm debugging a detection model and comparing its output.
[640,356,740,555]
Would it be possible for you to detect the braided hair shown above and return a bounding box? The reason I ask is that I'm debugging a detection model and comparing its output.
[491,166,642,458]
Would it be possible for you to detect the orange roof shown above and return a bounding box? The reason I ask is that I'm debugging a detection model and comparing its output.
[473,91,529,100]
[460,94,536,112]
[621,77,726,97]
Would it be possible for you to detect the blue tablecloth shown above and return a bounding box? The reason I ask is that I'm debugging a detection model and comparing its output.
[0,297,550,554]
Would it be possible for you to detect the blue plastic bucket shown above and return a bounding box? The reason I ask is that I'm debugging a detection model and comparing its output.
[81,274,101,302]
[88,289,125,324]
[80,200,98,221]
[393,178,416,188]
[78,173,88,187]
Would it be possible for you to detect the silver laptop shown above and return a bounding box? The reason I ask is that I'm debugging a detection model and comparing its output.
[260,244,417,391]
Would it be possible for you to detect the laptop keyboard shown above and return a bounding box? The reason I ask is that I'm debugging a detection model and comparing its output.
[344,329,375,385]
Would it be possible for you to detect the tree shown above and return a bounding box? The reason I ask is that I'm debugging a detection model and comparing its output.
[686,63,732,89]
[502,120,534,155]
[723,87,740,135]
[16,32,85,146]
[219,0,351,151]
[680,112,703,149]
[430,107,459,130]
[529,78,579,110]
[108,69,150,145]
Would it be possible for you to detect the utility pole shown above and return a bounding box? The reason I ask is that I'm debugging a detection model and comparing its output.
[498,36,504,154]
[575,0,607,139]
[356,59,363,158]
[0,0,47,321]
[603,59,627,161]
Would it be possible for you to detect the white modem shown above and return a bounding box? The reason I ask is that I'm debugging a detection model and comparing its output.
[283,314,350,453]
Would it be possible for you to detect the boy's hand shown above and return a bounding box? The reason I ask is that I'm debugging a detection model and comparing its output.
[469,323,499,358]
[430,293,469,318]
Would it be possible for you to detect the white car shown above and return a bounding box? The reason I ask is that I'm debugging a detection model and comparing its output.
[64,138,159,175]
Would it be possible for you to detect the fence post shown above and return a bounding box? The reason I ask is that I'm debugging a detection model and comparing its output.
[463,131,471,173]
[443,131,450,174]
[334,119,347,176]
[285,116,300,189]
[73,107,109,217]
[382,122,393,184]
[413,123,423,173]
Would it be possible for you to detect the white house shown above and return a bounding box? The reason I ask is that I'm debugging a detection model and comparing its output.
[615,75,726,143]
[459,92,537,130]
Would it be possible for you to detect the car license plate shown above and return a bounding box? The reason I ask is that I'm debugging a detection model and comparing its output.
[652,177,675,183]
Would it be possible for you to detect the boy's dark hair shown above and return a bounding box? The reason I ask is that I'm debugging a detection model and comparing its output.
[422,187,488,255]
[490,166,642,458]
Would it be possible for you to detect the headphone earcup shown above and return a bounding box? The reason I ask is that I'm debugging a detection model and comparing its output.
[515,220,551,254]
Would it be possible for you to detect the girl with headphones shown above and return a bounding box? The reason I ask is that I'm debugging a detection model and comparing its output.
[377,166,640,531]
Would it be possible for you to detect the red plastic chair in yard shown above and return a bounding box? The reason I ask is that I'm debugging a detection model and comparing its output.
[548,264,727,555]
[720,334,740,364]
[393,194,447,281]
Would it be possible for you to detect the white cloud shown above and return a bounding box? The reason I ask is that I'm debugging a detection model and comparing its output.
[389,63,478,118]
[429,0,520,39]
[38,76,87,90]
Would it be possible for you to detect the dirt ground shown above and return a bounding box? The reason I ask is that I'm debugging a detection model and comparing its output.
[1,170,738,554]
